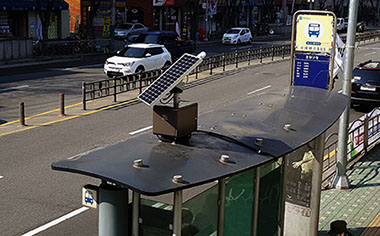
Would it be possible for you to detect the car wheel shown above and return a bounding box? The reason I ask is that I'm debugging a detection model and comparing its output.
[249,37,254,44]
[135,66,144,74]
[237,39,241,44]
[164,61,171,69]
[125,34,131,41]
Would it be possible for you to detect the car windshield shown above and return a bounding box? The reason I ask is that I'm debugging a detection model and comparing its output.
[362,62,380,69]
[118,47,146,58]
[118,24,133,30]
[135,34,160,44]
[226,29,241,34]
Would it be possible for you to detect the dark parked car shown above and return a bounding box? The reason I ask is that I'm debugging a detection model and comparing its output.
[356,21,366,33]
[114,23,148,40]
[134,31,196,59]
[351,60,380,108]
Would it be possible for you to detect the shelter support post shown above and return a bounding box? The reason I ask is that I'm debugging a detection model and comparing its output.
[132,191,140,236]
[173,190,183,236]
[251,167,260,236]
[218,178,226,236]
[98,183,129,236]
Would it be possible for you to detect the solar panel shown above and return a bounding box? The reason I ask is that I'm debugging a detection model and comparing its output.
[138,52,206,107]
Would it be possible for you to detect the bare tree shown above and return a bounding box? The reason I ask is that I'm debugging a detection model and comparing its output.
[78,0,102,38]
[316,0,328,10]
[332,0,344,17]
[36,0,55,40]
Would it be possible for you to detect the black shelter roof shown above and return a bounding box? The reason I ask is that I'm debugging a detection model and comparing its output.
[52,86,347,196]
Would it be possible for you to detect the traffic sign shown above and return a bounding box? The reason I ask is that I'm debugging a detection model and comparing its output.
[293,54,330,89]
[295,14,334,53]
[82,185,98,208]
[290,10,337,91]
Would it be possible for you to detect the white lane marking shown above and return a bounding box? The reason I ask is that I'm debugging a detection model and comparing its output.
[63,64,104,71]
[0,85,29,92]
[247,85,271,95]
[0,176,3,179]
[21,207,89,236]
[338,90,343,93]
[364,52,376,56]
[129,126,153,135]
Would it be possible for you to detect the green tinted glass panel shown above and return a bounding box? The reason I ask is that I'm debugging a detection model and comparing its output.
[258,158,283,236]
[183,184,218,236]
[224,169,255,236]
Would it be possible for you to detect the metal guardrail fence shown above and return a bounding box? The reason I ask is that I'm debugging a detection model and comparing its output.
[322,107,380,185]
[32,39,110,57]
[82,31,380,110]
[82,44,292,110]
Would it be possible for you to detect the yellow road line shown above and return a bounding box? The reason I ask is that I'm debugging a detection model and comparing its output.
[0,101,93,127]
[0,99,138,137]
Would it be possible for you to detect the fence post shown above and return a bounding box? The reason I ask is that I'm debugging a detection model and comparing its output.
[235,50,238,68]
[271,45,275,61]
[210,57,213,75]
[282,45,285,59]
[59,93,65,116]
[19,101,25,127]
[222,53,226,71]
[363,114,369,153]
[260,47,263,63]
[113,78,117,102]
[139,72,143,94]
[248,49,251,65]
[82,82,86,110]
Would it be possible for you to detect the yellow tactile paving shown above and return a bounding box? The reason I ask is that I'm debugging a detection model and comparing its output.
[360,211,380,236]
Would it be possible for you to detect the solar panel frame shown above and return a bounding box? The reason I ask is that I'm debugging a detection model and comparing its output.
[138,53,204,107]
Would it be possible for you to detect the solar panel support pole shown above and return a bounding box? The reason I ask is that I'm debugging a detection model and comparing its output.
[132,191,140,236]
[173,93,180,108]
[217,178,226,236]
[173,190,183,236]
[332,0,358,190]
[99,183,129,236]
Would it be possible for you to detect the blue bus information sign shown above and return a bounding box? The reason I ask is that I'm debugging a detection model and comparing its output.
[293,54,330,89]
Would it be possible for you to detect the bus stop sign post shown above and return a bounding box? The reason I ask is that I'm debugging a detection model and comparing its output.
[290,10,337,91]
[285,10,337,236]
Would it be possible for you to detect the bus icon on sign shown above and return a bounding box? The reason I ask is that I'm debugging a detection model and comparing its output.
[84,190,94,205]
[308,23,320,37]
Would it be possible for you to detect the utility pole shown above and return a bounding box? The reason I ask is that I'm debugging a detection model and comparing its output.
[332,0,359,190]
[110,0,116,51]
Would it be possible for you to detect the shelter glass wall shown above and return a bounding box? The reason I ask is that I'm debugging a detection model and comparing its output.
[138,158,283,236]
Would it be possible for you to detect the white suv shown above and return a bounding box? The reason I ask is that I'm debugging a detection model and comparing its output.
[104,44,172,77]
[222,28,253,44]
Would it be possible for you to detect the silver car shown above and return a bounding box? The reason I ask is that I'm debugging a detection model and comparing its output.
[114,23,148,41]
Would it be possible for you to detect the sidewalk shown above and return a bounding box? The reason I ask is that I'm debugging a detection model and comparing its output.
[318,145,380,236]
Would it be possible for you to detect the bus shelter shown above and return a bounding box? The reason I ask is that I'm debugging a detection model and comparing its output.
[52,86,347,236]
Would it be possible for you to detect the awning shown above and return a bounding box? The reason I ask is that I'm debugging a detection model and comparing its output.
[0,0,69,11]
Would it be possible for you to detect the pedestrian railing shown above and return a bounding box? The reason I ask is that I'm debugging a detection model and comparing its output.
[32,38,110,57]
[82,69,163,110]
[81,31,380,109]
[322,107,380,185]
[82,44,292,109]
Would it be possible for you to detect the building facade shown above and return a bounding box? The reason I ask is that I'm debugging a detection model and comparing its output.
[0,0,70,40]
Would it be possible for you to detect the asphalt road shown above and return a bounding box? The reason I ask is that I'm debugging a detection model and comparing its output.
[0,35,291,125]
[0,39,378,236]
